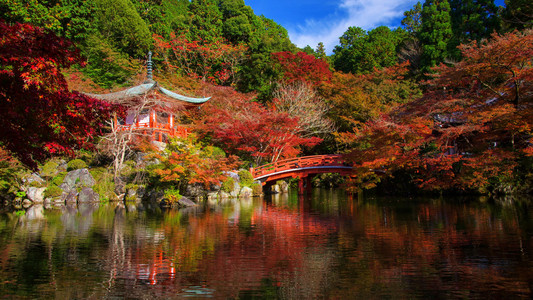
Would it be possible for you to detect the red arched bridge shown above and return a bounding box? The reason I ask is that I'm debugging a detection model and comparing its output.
[250,155,353,194]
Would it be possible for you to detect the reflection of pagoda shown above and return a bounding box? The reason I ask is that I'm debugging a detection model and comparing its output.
[86,52,210,142]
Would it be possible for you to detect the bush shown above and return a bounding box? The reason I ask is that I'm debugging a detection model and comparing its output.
[251,183,263,196]
[44,185,63,198]
[51,172,67,186]
[90,167,116,201]
[238,169,254,187]
[164,187,182,203]
[222,177,235,193]
[67,159,87,171]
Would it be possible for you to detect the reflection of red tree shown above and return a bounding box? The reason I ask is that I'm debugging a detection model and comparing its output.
[111,202,338,298]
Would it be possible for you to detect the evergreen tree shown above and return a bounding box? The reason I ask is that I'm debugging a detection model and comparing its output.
[332,26,367,74]
[188,0,223,43]
[94,0,152,57]
[402,1,423,35]
[315,42,327,60]
[449,0,500,47]
[503,0,533,30]
[218,0,257,44]
[419,0,453,73]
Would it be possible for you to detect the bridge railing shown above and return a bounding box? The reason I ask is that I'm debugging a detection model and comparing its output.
[251,155,348,179]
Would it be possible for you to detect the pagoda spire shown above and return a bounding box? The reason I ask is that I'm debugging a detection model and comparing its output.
[145,51,154,83]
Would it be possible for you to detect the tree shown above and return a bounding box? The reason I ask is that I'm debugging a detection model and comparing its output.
[315,42,327,60]
[272,81,334,138]
[0,21,115,168]
[151,134,239,190]
[341,30,533,193]
[193,85,321,165]
[419,0,453,73]
[402,2,423,35]
[154,33,247,85]
[503,0,533,30]
[449,0,501,58]
[188,0,223,43]
[400,2,424,75]
[272,51,332,86]
[332,26,367,74]
[93,0,152,57]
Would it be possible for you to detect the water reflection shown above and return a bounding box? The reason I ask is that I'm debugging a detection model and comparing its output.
[0,191,532,298]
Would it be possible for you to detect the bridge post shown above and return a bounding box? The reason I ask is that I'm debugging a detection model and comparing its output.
[305,176,312,194]
[298,177,304,195]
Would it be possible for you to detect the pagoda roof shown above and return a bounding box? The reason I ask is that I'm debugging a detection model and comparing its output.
[85,81,211,105]
[84,51,210,106]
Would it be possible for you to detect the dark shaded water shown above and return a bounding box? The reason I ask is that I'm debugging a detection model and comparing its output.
[1,190,532,299]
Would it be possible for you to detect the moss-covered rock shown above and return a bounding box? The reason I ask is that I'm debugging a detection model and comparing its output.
[67,159,87,171]
[44,185,63,198]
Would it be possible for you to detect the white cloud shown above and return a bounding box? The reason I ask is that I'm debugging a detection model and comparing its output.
[288,0,417,54]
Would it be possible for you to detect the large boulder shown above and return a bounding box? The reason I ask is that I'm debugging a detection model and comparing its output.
[178,196,197,207]
[27,187,46,203]
[60,168,95,193]
[239,186,253,198]
[78,187,100,203]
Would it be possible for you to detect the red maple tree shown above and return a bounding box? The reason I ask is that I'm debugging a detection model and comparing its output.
[0,21,115,167]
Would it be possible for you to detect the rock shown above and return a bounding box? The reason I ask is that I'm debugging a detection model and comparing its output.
[271,184,281,194]
[57,160,68,172]
[278,181,289,193]
[27,187,46,203]
[24,173,45,186]
[78,187,99,203]
[178,196,197,207]
[63,191,78,204]
[239,186,253,198]
[186,184,206,198]
[114,177,126,194]
[62,169,96,192]
[22,199,32,207]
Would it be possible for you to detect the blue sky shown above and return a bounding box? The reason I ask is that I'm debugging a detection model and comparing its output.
[245,0,506,54]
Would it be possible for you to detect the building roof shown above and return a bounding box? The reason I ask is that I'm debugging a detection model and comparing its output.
[85,52,210,106]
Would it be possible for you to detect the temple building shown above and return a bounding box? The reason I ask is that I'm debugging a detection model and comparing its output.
[86,52,210,143]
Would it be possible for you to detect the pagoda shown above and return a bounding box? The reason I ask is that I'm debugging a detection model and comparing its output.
[86,52,210,143]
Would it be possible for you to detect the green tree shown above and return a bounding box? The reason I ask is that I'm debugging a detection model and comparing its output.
[0,0,98,42]
[419,0,453,73]
[402,1,422,35]
[133,0,190,38]
[188,0,223,43]
[238,16,295,98]
[503,0,533,30]
[218,0,257,44]
[332,26,368,73]
[315,42,327,60]
[362,26,406,72]
[94,0,152,57]
[449,0,501,58]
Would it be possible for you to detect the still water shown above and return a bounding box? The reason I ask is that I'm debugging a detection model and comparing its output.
[1,190,532,299]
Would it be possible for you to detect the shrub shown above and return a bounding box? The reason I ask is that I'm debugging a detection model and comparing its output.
[238,169,254,187]
[222,177,235,193]
[164,187,182,203]
[44,185,63,198]
[90,167,116,201]
[67,159,87,171]
[51,172,67,186]
[251,183,263,196]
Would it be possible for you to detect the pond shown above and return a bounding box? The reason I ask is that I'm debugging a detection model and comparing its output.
[0,190,532,298]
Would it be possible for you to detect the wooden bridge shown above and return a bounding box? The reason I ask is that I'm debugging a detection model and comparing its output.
[250,155,353,194]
